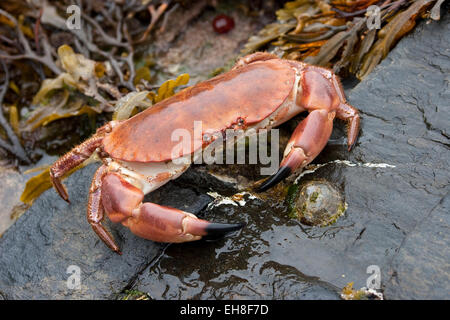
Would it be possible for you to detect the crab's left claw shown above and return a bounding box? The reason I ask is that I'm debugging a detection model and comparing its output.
[202,221,246,241]
[258,109,334,192]
[128,202,246,243]
[92,172,245,253]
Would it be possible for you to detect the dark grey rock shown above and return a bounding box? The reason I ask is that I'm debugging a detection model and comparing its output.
[343,14,450,299]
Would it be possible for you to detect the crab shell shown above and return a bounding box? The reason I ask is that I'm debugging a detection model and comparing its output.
[102,58,296,163]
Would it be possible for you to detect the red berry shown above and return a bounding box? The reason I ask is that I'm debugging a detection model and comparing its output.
[212,14,235,34]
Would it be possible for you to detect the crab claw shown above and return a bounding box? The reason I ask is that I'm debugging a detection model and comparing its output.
[257,109,334,192]
[202,221,246,241]
[95,172,244,252]
[257,147,307,192]
[127,203,245,243]
[257,166,291,192]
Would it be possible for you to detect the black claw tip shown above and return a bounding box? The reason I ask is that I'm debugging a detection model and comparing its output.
[204,222,246,241]
[257,166,291,192]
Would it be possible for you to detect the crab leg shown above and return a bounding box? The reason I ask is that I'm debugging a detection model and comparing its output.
[95,172,244,253]
[258,109,334,191]
[232,51,278,69]
[88,165,121,254]
[336,102,360,151]
[330,73,360,151]
[258,67,360,191]
[50,122,116,202]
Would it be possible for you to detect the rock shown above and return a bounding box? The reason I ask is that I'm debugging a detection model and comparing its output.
[131,191,343,299]
[343,14,450,299]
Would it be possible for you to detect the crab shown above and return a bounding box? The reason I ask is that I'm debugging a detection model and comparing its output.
[50,52,360,254]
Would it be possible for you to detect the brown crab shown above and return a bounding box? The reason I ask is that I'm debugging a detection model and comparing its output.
[50,52,360,254]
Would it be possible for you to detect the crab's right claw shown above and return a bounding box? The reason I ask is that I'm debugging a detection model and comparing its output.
[198,220,246,241]
[257,109,334,192]
[256,148,305,192]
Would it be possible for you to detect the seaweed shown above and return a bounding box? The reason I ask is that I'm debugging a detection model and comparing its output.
[341,282,383,300]
[0,60,30,163]
[241,0,442,79]
[0,0,182,164]
[25,44,114,130]
[357,0,436,79]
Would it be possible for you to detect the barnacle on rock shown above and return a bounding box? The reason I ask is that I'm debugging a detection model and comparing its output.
[287,180,347,227]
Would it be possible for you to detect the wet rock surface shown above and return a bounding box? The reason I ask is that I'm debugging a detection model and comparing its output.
[0,14,449,299]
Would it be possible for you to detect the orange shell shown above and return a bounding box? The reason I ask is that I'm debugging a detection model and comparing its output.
[103,59,295,162]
